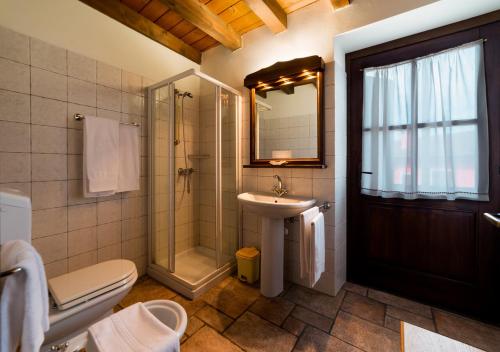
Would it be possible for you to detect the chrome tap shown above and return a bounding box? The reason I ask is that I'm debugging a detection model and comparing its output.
[272,175,288,197]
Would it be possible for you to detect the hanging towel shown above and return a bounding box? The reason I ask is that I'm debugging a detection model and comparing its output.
[87,302,180,352]
[299,206,319,280]
[310,212,325,287]
[117,124,140,192]
[0,240,49,352]
[83,115,120,195]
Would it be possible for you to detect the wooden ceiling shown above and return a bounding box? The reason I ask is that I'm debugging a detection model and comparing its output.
[79,0,351,64]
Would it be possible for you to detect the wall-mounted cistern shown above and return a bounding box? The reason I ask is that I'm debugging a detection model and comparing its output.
[272,175,288,197]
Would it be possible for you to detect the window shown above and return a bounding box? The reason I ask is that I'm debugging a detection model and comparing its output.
[361,40,489,201]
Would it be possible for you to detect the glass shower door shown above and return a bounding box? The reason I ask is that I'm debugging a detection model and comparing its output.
[218,87,239,268]
[151,84,173,271]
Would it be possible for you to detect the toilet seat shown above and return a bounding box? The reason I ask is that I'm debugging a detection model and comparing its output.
[48,259,137,310]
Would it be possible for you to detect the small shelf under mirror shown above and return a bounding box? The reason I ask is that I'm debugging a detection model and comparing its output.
[242,164,327,169]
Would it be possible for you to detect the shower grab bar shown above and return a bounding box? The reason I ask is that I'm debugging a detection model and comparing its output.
[74,113,141,127]
[0,266,22,278]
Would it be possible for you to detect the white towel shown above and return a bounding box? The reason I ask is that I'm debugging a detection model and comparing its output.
[299,206,319,280]
[87,302,180,352]
[83,115,120,195]
[117,124,140,192]
[310,212,325,287]
[0,240,49,352]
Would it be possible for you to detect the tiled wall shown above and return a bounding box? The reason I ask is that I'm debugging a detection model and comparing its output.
[259,114,317,159]
[240,62,347,296]
[174,90,200,254]
[0,26,150,278]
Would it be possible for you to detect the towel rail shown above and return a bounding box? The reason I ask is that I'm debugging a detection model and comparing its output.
[74,113,140,127]
[0,266,22,278]
[285,202,331,223]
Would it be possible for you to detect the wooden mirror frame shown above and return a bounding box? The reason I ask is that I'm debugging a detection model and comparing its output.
[244,56,326,168]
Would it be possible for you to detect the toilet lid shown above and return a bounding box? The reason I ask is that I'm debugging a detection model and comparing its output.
[48,259,137,310]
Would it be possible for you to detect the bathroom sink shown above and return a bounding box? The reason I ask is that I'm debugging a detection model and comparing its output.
[237,192,316,298]
[237,192,316,219]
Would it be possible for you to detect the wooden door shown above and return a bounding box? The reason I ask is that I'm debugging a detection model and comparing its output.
[347,16,500,323]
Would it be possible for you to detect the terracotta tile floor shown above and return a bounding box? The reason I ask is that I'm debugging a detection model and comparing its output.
[116,277,500,352]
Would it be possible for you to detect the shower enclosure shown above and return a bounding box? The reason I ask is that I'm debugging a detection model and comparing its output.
[147,69,241,298]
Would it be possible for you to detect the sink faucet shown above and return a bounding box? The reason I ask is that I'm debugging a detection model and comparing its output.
[272,175,288,197]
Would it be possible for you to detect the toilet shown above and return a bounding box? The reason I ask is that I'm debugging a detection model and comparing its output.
[0,190,187,351]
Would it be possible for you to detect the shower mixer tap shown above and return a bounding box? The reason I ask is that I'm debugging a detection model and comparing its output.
[178,168,195,176]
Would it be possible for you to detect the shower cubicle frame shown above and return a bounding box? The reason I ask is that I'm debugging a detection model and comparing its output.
[146,69,242,299]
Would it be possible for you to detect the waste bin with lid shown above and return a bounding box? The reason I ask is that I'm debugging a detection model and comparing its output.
[235,247,260,284]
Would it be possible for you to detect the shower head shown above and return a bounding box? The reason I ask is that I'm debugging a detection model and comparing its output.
[174,89,193,98]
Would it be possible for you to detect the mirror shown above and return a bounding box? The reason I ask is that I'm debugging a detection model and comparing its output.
[244,56,325,167]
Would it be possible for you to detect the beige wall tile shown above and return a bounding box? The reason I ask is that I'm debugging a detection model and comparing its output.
[97,199,122,224]
[68,103,96,129]
[0,26,29,64]
[97,108,121,120]
[31,96,67,127]
[68,203,97,231]
[121,92,143,115]
[122,236,147,260]
[0,58,29,93]
[0,152,30,182]
[68,250,98,272]
[68,179,96,205]
[0,121,30,152]
[32,153,67,181]
[97,61,121,90]
[30,38,67,74]
[68,51,96,82]
[33,232,67,264]
[32,207,67,238]
[98,243,121,262]
[44,258,68,279]
[0,90,30,123]
[68,226,97,256]
[122,70,142,96]
[31,125,67,154]
[31,67,67,101]
[122,196,147,219]
[32,181,67,210]
[68,77,96,106]
[122,216,147,241]
[67,155,82,180]
[67,129,83,154]
[97,221,122,248]
[97,85,121,112]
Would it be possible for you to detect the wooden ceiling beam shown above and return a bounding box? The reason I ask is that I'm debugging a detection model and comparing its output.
[245,0,287,34]
[78,0,201,64]
[156,0,242,50]
[331,0,351,10]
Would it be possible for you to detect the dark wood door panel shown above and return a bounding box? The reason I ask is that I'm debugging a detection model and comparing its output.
[347,15,500,322]
[362,203,477,283]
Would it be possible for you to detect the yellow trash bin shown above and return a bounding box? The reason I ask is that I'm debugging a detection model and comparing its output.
[235,247,260,284]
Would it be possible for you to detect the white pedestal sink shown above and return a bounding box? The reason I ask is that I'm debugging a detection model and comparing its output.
[237,192,316,297]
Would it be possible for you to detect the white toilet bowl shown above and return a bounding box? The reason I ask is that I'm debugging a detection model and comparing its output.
[41,259,138,351]
[143,300,188,339]
[52,300,188,352]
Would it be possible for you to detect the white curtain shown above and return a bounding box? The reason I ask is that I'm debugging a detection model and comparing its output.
[362,40,489,201]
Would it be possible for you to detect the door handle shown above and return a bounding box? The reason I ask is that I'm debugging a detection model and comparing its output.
[484,213,500,228]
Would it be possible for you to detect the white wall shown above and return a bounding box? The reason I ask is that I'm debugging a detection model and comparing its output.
[0,0,199,82]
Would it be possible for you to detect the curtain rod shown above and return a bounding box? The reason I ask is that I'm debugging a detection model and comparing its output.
[360,38,487,72]
[74,113,140,127]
